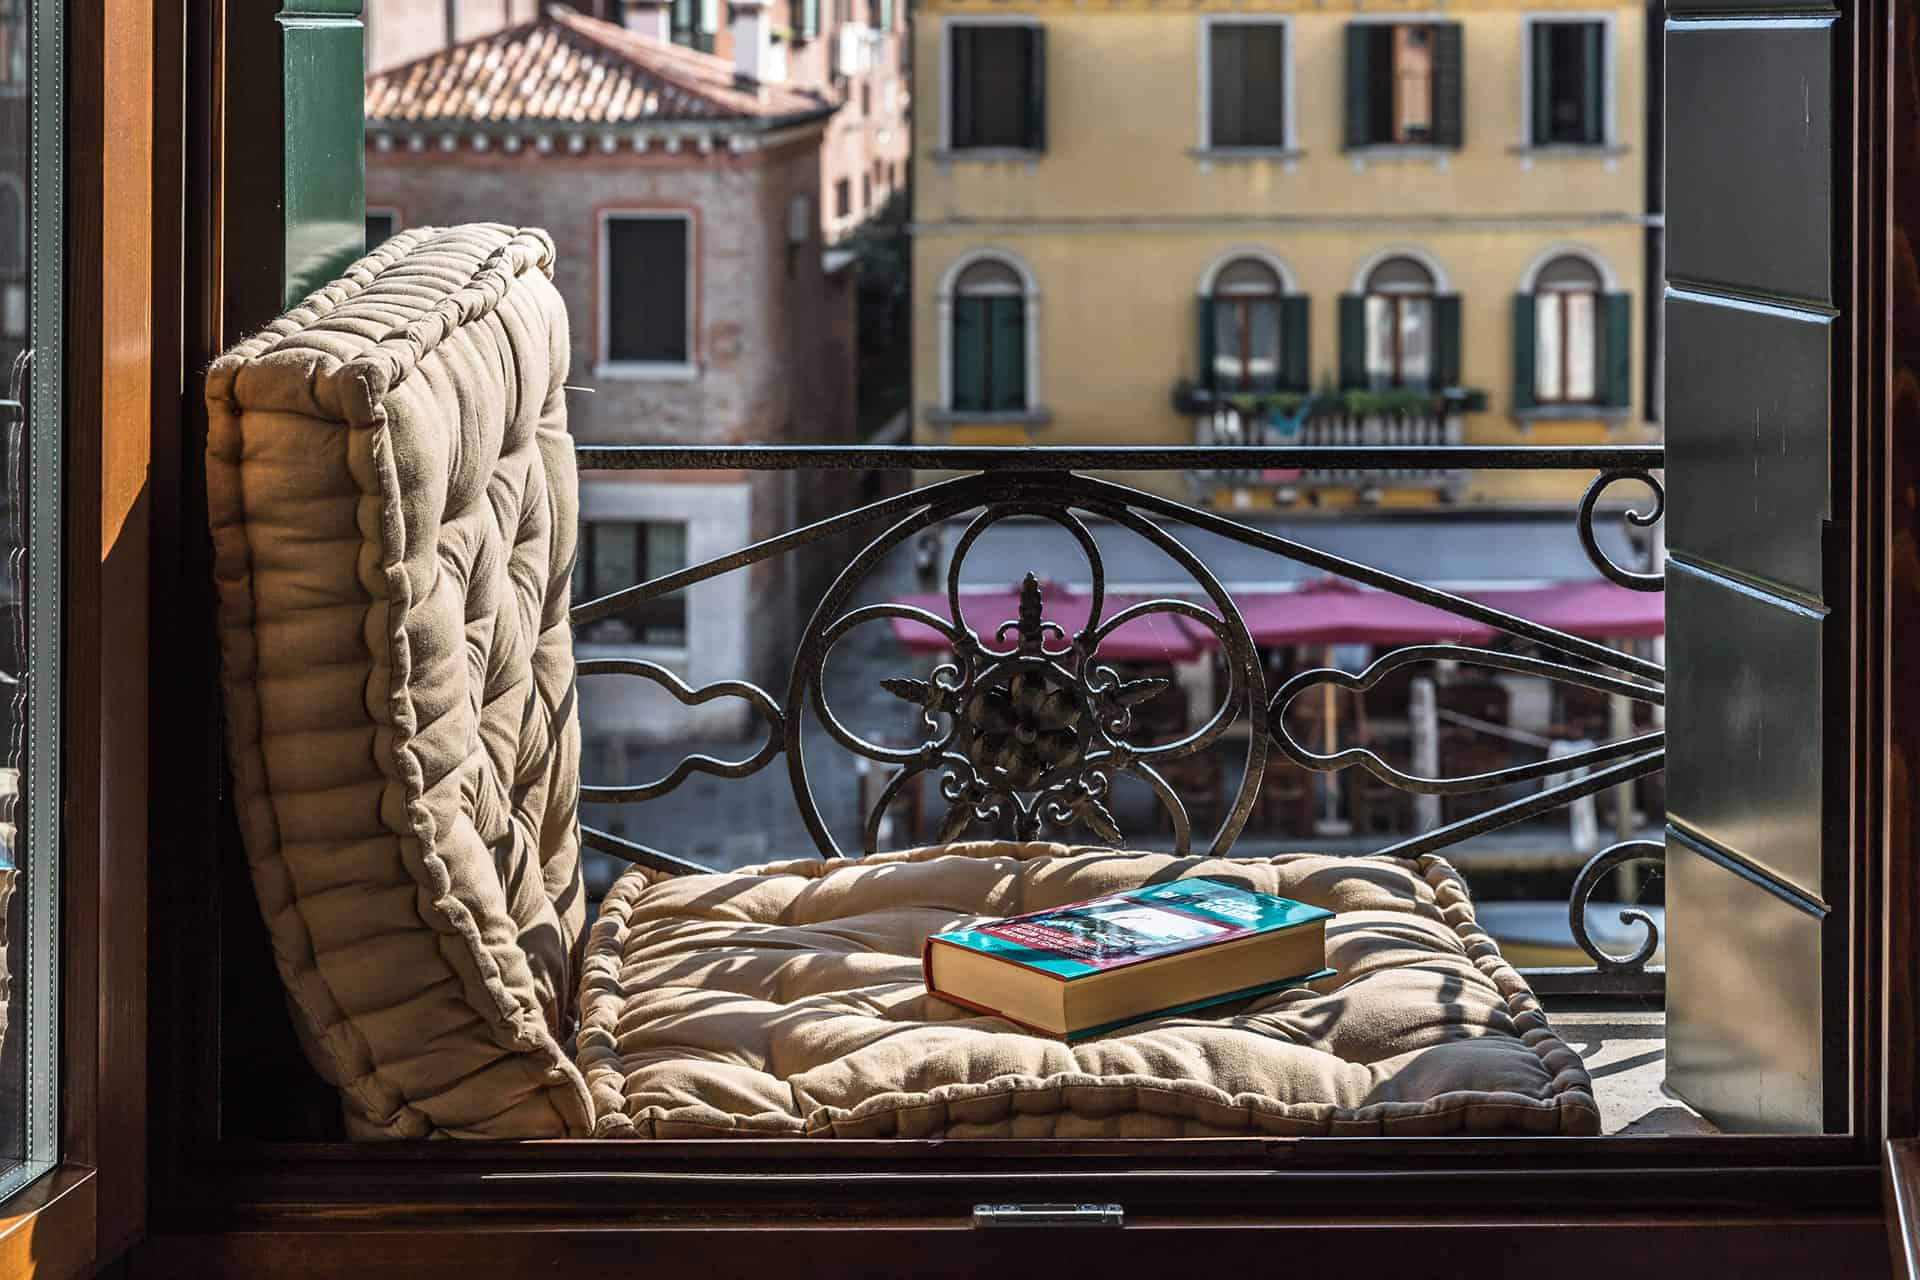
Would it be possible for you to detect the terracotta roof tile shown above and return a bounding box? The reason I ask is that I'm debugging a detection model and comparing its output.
[365,5,831,127]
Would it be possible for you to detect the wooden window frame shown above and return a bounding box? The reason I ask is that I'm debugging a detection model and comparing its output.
[940,17,1044,156]
[1535,287,1599,405]
[1522,13,1616,150]
[574,519,688,648]
[1365,291,1433,389]
[111,0,1920,1271]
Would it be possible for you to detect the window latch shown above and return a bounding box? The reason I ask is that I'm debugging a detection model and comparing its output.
[972,1203,1124,1229]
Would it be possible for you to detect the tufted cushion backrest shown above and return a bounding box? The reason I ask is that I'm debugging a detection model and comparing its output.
[205,225,591,1138]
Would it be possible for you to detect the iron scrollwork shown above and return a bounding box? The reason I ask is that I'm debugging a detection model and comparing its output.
[1579,468,1665,592]
[1568,838,1666,972]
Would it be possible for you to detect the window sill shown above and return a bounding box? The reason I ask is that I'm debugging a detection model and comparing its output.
[1508,142,1630,159]
[1189,146,1305,168]
[925,407,1053,427]
[1342,144,1456,171]
[1512,404,1630,423]
[932,148,1043,167]
[594,361,699,382]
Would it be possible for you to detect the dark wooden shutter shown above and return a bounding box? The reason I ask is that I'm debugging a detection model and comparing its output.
[1511,293,1537,411]
[1431,22,1464,149]
[1338,294,1366,389]
[1600,291,1630,407]
[1279,294,1310,392]
[952,297,985,410]
[1209,24,1242,148]
[606,217,689,364]
[1582,22,1606,143]
[1432,293,1461,388]
[1023,26,1047,152]
[1529,22,1553,145]
[1343,24,1372,150]
[988,296,1026,411]
[1197,297,1217,392]
[949,26,974,147]
[1665,11,1839,1134]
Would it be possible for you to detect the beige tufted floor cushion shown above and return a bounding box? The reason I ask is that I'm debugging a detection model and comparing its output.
[580,842,1600,1138]
[206,225,591,1138]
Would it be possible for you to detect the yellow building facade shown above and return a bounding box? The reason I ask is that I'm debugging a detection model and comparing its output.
[910,0,1657,505]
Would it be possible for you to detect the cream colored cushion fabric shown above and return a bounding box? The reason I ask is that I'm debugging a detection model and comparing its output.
[580,842,1598,1138]
[205,224,591,1138]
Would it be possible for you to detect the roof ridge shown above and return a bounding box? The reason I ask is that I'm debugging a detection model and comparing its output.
[545,6,761,107]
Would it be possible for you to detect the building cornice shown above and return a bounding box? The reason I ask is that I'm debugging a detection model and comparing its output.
[918,0,1642,11]
[365,116,831,161]
[909,212,1661,235]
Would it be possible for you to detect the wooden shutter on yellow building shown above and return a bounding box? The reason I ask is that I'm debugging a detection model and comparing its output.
[1511,293,1537,411]
[949,25,973,145]
[1433,293,1462,388]
[1342,25,1372,150]
[1280,294,1309,392]
[1338,294,1366,389]
[1432,23,1464,149]
[1196,297,1217,391]
[1601,292,1631,408]
[1024,26,1046,152]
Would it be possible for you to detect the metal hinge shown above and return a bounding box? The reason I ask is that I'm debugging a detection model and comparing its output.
[972,1203,1125,1229]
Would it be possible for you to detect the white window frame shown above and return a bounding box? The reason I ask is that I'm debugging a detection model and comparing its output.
[936,247,1041,415]
[1342,11,1452,171]
[938,14,1044,158]
[1518,244,1620,408]
[1196,15,1297,156]
[1519,12,1619,149]
[597,208,699,381]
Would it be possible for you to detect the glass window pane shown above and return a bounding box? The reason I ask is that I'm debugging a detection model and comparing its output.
[1399,295,1431,385]
[1565,291,1597,401]
[1364,294,1396,387]
[1214,300,1245,387]
[969,28,1030,149]
[592,522,640,599]
[1246,299,1280,390]
[1536,291,1565,401]
[643,521,688,578]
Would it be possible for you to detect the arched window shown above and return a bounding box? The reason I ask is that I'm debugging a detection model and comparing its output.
[1209,257,1282,392]
[949,256,1028,412]
[1532,254,1604,403]
[1362,255,1435,388]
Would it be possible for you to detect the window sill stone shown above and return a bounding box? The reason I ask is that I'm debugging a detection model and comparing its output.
[924,407,1053,427]
[1512,404,1633,424]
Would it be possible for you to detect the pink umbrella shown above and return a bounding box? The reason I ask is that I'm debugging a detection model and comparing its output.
[886,579,1207,662]
[1233,577,1497,647]
[1470,579,1665,640]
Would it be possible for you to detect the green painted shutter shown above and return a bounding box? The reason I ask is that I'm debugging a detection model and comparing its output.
[1280,294,1310,392]
[1511,293,1537,411]
[1197,297,1217,392]
[1601,291,1631,408]
[1432,23,1464,149]
[799,0,818,39]
[878,0,891,31]
[1343,24,1372,150]
[952,297,985,411]
[949,26,973,146]
[989,296,1027,411]
[1530,23,1553,146]
[1433,293,1462,388]
[1582,23,1606,144]
[1338,294,1367,389]
[1024,26,1047,152]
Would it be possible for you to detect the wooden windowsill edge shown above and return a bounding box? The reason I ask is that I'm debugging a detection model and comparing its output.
[0,1164,98,1279]
[1886,1139,1920,1280]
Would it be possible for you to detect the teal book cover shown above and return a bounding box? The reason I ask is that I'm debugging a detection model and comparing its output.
[923,877,1334,1038]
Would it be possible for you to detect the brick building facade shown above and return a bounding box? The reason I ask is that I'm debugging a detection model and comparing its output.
[366,9,859,750]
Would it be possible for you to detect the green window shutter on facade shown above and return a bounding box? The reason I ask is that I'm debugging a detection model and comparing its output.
[878,0,891,30]
[1197,297,1217,391]
[799,0,818,40]
[1025,26,1047,152]
[1338,294,1367,389]
[1343,24,1372,150]
[1530,23,1554,144]
[1601,292,1631,408]
[950,26,973,146]
[1511,293,1537,411]
[952,297,986,410]
[1433,293,1462,388]
[989,296,1027,411]
[1280,294,1310,392]
[1432,23,1464,149]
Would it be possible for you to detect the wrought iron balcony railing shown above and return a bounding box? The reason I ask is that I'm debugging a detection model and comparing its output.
[569,444,1667,998]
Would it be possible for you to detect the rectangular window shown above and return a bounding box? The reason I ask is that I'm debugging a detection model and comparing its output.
[1345,22,1461,148]
[1364,295,1432,389]
[861,82,871,116]
[573,520,689,647]
[1536,290,1598,402]
[1207,22,1287,150]
[364,209,398,251]
[834,178,851,219]
[1531,20,1606,145]
[862,173,872,211]
[949,24,1044,152]
[603,214,691,367]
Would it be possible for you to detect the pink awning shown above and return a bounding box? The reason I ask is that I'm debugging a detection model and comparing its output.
[1233,577,1498,647]
[886,580,1206,662]
[1470,579,1666,640]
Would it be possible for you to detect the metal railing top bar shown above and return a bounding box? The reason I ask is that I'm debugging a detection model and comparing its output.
[574,444,1666,473]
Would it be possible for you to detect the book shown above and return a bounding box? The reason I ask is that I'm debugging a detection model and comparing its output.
[922,877,1335,1040]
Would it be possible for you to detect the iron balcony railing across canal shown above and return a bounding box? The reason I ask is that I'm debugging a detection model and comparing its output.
[567,444,1668,998]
